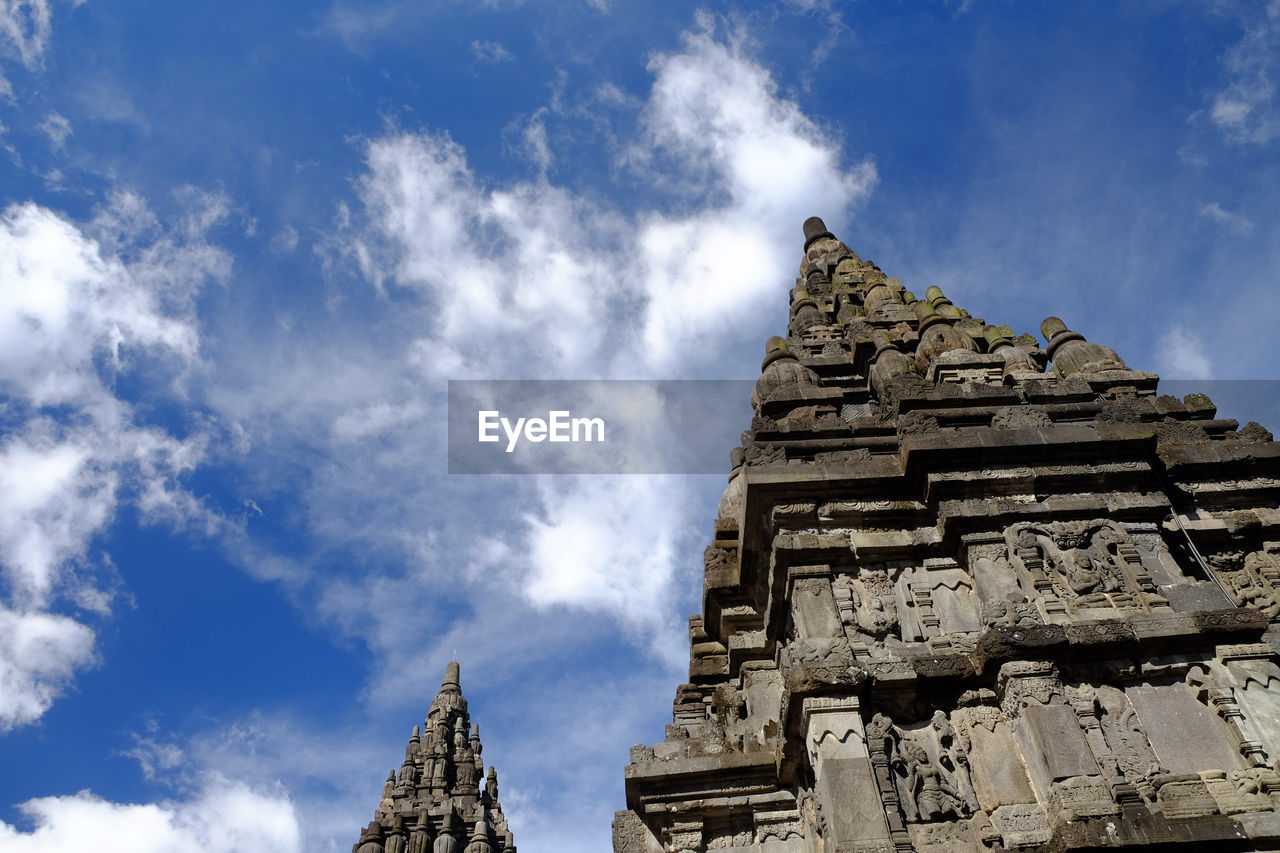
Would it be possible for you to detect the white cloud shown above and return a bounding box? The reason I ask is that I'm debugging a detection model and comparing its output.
[0,607,95,730]
[347,129,620,377]
[1199,201,1256,234]
[1207,1,1280,144]
[0,0,55,98]
[0,776,302,852]
[109,712,405,851]
[270,224,300,254]
[633,24,876,368]
[75,80,149,131]
[523,476,692,644]
[1159,324,1214,379]
[37,110,71,149]
[470,38,513,63]
[263,21,876,655]
[0,0,51,70]
[0,194,228,729]
[520,108,552,173]
[344,20,872,384]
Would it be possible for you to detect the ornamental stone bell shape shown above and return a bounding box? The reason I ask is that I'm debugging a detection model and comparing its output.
[613,217,1280,852]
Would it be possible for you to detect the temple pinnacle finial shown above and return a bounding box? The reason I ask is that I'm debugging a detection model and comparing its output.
[442,660,461,692]
[802,216,833,249]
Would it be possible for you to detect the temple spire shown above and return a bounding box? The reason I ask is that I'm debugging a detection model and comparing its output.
[352,660,516,852]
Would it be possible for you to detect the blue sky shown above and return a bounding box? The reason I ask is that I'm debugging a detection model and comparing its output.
[0,1,1278,850]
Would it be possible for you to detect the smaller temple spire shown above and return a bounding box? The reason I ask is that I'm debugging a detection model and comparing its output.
[352,660,516,852]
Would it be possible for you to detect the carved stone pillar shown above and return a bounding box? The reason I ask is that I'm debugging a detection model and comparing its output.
[998,662,1118,822]
[864,713,913,853]
[802,696,894,853]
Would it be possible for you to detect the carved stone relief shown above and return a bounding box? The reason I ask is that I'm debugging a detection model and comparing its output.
[1094,685,1162,803]
[1205,548,1280,620]
[1003,520,1171,619]
[663,820,703,853]
[833,569,900,646]
[871,711,978,826]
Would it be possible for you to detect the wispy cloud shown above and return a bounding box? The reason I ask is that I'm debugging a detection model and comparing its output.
[270,224,300,254]
[1159,324,1215,379]
[36,110,70,150]
[0,0,51,70]
[470,38,513,63]
[1206,0,1280,144]
[0,0,52,98]
[1199,201,1256,234]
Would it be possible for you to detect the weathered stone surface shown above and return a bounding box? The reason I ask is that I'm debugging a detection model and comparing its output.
[1127,684,1247,774]
[988,803,1050,847]
[967,720,1037,809]
[1164,581,1235,612]
[1021,704,1103,781]
[613,811,661,853]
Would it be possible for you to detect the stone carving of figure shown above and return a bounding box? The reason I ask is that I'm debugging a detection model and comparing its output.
[431,733,449,784]
[1096,687,1162,802]
[453,718,468,751]
[1064,551,1102,595]
[455,747,478,789]
[982,599,1015,627]
[851,587,897,639]
[1210,551,1280,618]
[901,740,965,822]
[1055,551,1121,603]
[868,714,921,826]
[931,710,980,813]
[866,713,895,753]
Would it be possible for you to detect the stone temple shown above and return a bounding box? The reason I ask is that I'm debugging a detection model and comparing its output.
[356,218,1280,852]
[351,662,516,852]
[612,218,1280,851]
